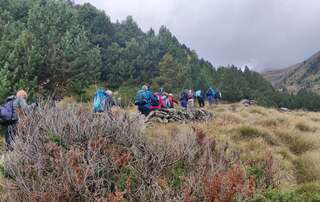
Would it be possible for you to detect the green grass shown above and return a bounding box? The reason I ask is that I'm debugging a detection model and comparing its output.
[48,131,65,147]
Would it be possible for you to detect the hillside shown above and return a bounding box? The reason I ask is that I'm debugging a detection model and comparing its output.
[1,103,320,201]
[4,0,320,111]
[263,51,320,94]
[0,0,292,108]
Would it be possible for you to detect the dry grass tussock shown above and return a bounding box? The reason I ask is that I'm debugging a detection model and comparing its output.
[0,103,277,202]
[294,150,320,183]
[149,104,320,189]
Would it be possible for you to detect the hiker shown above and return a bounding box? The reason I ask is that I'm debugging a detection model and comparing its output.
[187,90,194,108]
[135,85,157,116]
[93,88,109,113]
[158,87,165,96]
[150,92,162,110]
[195,89,205,108]
[0,90,37,151]
[152,88,167,109]
[215,90,222,104]
[180,89,188,109]
[207,87,216,106]
[105,90,116,110]
[163,93,175,108]
[167,93,174,108]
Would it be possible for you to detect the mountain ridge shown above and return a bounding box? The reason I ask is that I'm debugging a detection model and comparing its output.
[262,51,320,93]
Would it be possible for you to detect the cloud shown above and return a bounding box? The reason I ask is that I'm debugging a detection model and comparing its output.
[75,0,320,71]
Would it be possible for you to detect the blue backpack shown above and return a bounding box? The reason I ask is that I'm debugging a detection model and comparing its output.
[195,90,201,97]
[207,88,216,97]
[93,89,108,113]
[0,96,16,123]
[134,90,147,106]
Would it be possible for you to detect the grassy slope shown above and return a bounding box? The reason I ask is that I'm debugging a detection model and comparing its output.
[1,103,320,199]
[146,103,320,190]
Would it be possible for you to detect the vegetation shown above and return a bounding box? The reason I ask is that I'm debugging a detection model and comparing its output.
[147,104,320,201]
[1,102,320,201]
[0,103,266,201]
[2,0,320,110]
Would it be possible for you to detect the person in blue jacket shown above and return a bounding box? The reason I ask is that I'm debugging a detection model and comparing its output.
[135,85,157,116]
[207,87,216,106]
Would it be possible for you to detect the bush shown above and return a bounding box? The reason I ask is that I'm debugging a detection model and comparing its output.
[203,165,255,202]
[1,104,258,201]
[2,104,186,201]
[237,126,276,145]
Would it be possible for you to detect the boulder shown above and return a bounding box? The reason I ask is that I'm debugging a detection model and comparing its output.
[279,107,289,112]
[240,99,257,106]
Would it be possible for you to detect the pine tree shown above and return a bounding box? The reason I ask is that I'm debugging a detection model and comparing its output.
[156,53,186,93]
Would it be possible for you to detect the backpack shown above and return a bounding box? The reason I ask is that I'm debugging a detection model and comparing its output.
[134,90,147,106]
[195,90,201,97]
[0,96,16,123]
[207,88,216,97]
[93,89,108,112]
[151,93,161,107]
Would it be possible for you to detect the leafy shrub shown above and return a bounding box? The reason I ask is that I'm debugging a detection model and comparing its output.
[203,165,255,202]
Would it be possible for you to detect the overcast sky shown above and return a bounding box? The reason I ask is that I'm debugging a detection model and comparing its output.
[75,0,320,71]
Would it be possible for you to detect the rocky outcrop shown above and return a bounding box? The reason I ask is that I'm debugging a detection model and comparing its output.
[146,108,213,123]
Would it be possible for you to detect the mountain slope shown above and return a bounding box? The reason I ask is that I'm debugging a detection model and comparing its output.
[263,51,320,93]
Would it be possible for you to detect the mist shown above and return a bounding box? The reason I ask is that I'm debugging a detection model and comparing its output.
[75,0,320,71]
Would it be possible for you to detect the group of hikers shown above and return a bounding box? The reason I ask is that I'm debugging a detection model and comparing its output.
[0,86,221,152]
[134,85,175,116]
[91,84,221,117]
[134,84,222,116]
